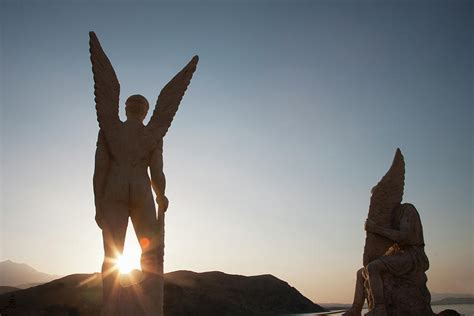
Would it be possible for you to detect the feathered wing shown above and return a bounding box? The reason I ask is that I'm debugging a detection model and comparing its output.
[363,148,405,265]
[89,32,121,140]
[146,56,199,142]
[368,148,405,225]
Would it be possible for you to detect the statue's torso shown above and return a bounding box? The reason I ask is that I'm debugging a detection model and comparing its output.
[386,203,429,273]
[102,121,159,208]
[393,203,425,248]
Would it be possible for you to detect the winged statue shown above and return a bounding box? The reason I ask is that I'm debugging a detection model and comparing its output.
[89,31,198,316]
[344,150,432,316]
[89,31,198,153]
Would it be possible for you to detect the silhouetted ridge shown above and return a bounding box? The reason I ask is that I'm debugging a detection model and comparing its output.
[0,270,325,315]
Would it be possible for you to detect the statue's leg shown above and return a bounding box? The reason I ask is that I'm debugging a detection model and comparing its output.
[370,250,417,315]
[366,259,388,315]
[130,191,162,316]
[101,202,129,315]
[353,268,366,311]
[130,191,158,277]
[342,268,366,316]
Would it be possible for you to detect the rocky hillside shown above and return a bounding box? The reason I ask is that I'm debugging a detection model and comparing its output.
[0,270,325,315]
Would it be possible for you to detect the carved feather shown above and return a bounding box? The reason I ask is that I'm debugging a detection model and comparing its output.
[363,148,405,266]
[146,56,199,140]
[89,31,121,133]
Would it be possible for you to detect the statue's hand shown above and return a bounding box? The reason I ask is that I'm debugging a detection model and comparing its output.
[365,218,378,233]
[157,195,169,213]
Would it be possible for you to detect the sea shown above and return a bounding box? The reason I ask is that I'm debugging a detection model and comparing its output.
[291,304,474,316]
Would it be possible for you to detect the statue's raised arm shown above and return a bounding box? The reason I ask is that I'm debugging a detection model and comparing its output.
[89,32,121,141]
[146,55,199,141]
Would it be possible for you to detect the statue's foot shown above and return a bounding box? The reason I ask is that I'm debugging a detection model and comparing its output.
[342,306,362,316]
[366,305,387,316]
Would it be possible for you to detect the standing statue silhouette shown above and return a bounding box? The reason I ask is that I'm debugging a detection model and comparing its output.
[89,31,198,316]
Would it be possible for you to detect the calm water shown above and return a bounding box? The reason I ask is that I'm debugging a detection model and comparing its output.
[291,304,474,316]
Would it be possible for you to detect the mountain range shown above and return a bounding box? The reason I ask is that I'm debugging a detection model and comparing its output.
[0,260,59,288]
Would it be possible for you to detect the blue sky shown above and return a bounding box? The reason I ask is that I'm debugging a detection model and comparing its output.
[1,0,472,303]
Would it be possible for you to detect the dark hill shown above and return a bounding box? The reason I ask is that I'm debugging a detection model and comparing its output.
[0,270,325,315]
[0,286,18,295]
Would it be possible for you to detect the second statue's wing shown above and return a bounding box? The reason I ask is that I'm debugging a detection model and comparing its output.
[89,32,121,144]
[146,56,199,143]
[363,148,405,265]
[368,148,405,225]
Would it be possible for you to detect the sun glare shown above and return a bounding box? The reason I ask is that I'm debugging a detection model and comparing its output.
[117,255,135,274]
[116,225,142,274]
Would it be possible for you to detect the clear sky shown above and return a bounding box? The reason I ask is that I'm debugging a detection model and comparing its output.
[1,0,472,304]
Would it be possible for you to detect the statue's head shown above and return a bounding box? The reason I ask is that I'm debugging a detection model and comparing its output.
[125,94,149,122]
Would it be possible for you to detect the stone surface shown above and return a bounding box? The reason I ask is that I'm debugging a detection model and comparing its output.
[89,31,198,316]
[344,149,434,316]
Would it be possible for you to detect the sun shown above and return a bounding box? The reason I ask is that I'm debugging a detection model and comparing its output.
[116,255,135,274]
[115,226,142,274]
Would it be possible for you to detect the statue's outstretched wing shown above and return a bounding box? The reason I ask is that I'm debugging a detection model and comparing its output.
[363,148,405,265]
[146,56,199,141]
[89,31,121,134]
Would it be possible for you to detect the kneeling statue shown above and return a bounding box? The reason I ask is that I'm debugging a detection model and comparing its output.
[344,149,433,316]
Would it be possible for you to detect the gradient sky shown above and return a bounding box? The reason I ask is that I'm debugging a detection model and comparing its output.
[1,0,472,303]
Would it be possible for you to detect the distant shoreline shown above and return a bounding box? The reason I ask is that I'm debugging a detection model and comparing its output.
[320,299,474,311]
[431,298,474,306]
